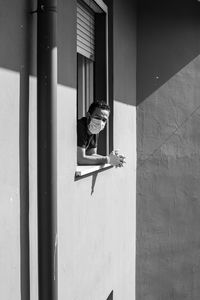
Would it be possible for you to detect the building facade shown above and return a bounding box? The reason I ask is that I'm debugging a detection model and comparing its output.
[1,0,200,299]
[0,0,136,299]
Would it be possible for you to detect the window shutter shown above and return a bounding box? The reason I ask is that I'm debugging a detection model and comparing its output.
[77,2,95,61]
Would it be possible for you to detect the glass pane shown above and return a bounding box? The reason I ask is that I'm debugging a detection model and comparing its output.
[77,53,94,119]
[77,53,85,119]
[85,58,94,114]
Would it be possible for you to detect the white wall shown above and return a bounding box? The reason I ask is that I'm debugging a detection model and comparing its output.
[0,68,20,300]
[57,87,136,300]
[0,0,31,298]
[0,0,136,299]
[57,0,137,299]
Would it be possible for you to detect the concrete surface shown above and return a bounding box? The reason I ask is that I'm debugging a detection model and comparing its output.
[137,1,200,299]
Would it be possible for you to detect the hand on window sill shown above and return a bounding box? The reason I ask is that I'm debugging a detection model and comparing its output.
[107,150,126,167]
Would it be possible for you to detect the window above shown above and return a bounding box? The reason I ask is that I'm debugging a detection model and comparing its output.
[77,1,95,61]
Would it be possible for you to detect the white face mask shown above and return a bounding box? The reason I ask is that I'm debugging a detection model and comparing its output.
[88,118,105,134]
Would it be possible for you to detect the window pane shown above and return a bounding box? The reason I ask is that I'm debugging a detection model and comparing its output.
[77,53,94,119]
[77,54,85,119]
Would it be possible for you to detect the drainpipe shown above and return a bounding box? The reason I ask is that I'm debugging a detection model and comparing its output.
[37,0,57,299]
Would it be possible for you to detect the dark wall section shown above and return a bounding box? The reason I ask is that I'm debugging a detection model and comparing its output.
[137,0,200,104]
[0,0,37,299]
[0,0,36,75]
[113,0,137,106]
[58,0,76,88]
[137,1,200,300]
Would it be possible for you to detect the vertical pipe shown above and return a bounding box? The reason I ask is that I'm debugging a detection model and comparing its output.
[37,0,57,299]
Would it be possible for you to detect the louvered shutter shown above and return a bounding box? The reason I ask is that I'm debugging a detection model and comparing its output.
[77,2,95,61]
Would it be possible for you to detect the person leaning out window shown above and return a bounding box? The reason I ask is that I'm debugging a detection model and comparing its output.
[77,101,126,167]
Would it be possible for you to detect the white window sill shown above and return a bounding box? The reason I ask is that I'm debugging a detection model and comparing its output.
[75,164,112,177]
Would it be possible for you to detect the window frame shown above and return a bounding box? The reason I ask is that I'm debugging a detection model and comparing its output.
[76,0,112,177]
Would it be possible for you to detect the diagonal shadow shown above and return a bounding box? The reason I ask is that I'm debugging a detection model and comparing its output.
[137,0,200,105]
[106,290,113,300]
[91,173,98,195]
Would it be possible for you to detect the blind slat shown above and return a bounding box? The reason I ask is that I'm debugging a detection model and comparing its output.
[77,3,94,18]
[77,36,95,50]
[77,2,95,60]
[77,6,94,24]
[77,46,94,60]
[77,28,95,45]
[77,25,95,42]
[77,16,94,30]
[77,44,93,55]
[77,18,94,35]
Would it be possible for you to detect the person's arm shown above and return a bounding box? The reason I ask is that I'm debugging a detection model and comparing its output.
[77,146,108,165]
[86,147,107,157]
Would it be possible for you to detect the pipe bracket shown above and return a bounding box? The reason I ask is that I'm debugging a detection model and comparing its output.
[30,5,57,14]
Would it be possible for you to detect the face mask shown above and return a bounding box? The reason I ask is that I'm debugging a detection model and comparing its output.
[88,118,105,134]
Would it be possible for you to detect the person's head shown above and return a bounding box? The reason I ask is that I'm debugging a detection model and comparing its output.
[87,100,110,134]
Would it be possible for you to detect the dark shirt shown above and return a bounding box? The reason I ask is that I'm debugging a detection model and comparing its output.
[77,117,98,150]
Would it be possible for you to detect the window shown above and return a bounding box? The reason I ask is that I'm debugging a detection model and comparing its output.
[76,0,110,156]
[77,1,95,119]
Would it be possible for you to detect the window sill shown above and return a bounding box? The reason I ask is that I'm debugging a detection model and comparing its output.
[75,164,112,178]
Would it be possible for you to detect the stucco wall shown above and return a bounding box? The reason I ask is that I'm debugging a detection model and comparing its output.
[57,0,136,299]
[0,0,34,299]
[137,1,200,299]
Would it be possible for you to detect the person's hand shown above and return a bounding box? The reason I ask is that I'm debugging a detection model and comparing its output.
[108,151,126,167]
[117,154,126,167]
[114,149,126,167]
[107,151,121,166]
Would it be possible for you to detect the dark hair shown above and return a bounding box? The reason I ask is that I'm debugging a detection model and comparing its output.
[88,101,110,115]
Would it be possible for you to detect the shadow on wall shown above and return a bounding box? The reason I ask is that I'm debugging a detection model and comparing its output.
[20,1,37,300]
[136,1,200,300]
[0,0,37,299]
[106,290,113,300]
[0,0,37,76]
[137,0,200,105]
[112,0,137,106]
[20,1,38,299]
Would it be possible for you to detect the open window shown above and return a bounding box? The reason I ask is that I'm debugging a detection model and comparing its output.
[76,0,110,157]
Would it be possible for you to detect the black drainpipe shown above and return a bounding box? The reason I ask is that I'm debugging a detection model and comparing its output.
[37,0,57,299]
